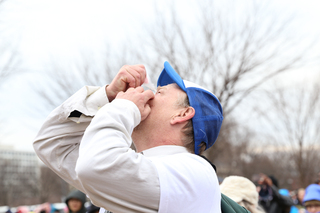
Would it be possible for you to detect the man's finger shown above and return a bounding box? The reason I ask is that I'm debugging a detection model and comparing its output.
[119,69,135,89]
[134,65,146,84]
[126,87,135,92]
[136,64,145,69]
[141,103,151,121]
[134,86,144,93]
[126,65,146,87]
[115,91,125,99]
[125,67,141,88]
[143,90,155,102]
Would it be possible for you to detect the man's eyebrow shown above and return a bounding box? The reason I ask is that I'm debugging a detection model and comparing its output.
[157,86,167,91]
[163,86,169,89]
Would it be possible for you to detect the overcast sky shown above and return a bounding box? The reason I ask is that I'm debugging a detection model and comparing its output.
[0,0,319,152]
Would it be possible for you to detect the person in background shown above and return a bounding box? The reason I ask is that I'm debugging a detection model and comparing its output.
[279,189,300,213]
[258,173,294,213]
[220,175,266,213]
[5,208,12,213]
[34,202,52,213]
[16,206,29,213]
[303,184,320,213]
[293,188,306,211]
[65,190,86,213]
[86,203,100,213]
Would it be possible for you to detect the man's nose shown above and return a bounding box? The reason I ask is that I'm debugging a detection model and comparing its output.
[147,97,155,105]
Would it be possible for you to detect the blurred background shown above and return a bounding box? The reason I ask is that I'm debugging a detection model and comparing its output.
[0,0,319,209]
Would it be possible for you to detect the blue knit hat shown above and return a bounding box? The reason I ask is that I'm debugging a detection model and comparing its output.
[303,184,320,203]
[157,61,223,154]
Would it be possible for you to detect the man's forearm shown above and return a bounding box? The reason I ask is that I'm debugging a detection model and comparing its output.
[76,99,160,213]
[33,86,108,190]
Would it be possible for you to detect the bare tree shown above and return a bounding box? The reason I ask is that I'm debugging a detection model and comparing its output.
[0,0,22,142]
[256,81,320,187]
[0,0,21,84]
[135,0,312,117]
[127,0,315,169]
[27,49,123,117]
[0,49,20,83]
[30,1,313,115]
[206,116,256,173]
[24,0,317,186]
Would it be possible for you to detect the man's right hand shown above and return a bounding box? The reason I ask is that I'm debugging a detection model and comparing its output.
[106,65,147,102]
[116,87,154,121]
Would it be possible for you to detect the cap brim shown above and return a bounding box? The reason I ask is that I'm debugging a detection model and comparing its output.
[157,61,186,92]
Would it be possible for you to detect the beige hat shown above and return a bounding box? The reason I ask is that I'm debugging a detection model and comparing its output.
[220,175,259,206]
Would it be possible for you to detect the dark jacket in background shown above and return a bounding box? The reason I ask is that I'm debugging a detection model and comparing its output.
[259,184,294,213]
[65,190,87,213]
[87,203,100,213]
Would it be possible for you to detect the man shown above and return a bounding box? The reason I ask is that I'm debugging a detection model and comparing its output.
[33,61,223,212]
[65,190,87,213]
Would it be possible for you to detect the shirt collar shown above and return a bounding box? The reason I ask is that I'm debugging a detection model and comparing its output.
[141,145,191,157]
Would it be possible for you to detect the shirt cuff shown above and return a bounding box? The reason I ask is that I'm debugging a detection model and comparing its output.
[85,85,109,115]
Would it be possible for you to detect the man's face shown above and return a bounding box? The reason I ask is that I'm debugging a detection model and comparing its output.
[149,83,186,118]
[305,203,320,213]
[133,83,187,135]
[68,198,82,212]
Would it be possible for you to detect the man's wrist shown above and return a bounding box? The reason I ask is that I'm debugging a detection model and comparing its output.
[105,85,116,102]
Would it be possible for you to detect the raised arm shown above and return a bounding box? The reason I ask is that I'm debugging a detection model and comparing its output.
[76,97,159,213]
[33,64,148,189]
[34,64,160,212]
[33,86,108,190]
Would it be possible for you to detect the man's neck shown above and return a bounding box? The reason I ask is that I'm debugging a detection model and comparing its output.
[133,131,183,153]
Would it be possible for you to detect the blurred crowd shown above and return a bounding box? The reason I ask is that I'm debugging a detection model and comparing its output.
[220,173,320,213]
[3,173,320,213]
[3,190,100,213]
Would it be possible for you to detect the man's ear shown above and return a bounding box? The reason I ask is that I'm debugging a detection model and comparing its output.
[171,106,195,125]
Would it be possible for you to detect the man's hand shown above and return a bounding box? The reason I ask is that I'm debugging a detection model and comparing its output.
[106,65,147,102]
[258,173,273,186]
[116,87,154,121]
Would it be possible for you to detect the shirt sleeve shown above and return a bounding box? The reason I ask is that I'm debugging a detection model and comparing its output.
[33,86,160,213]
[75,99,160,213]
[33,85,108,191]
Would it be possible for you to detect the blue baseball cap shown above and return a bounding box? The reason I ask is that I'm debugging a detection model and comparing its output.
[303,184,320,203]
[157,61,223,154]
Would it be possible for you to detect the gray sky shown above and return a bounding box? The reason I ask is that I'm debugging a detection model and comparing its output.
[0,0,319,152]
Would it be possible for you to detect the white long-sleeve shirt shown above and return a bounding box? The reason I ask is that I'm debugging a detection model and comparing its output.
[33,86,221,213]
